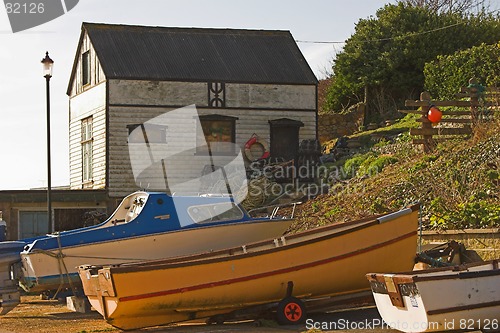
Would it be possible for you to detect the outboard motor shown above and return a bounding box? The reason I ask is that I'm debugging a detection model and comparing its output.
[0,241,25,315]
[0,212,25,315]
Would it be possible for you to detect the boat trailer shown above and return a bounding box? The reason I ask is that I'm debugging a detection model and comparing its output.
[206,281,373,326]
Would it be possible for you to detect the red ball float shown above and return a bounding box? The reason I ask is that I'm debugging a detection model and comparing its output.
[427,105,442,123]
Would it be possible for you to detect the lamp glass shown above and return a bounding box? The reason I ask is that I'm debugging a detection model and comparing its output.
[43,62,53,77]
[41,52,54,77]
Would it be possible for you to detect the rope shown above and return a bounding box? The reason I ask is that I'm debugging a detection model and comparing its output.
[295,21,466,44]
[241,159,298,211]
[50,233,79,299]
[28,234,87,298]
[241,176,275,211]
[28,242,162,299]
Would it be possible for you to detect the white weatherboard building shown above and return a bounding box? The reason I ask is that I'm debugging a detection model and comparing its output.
[67,22,318,199]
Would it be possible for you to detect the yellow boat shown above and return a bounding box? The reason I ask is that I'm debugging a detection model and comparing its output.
[79,204,419,330]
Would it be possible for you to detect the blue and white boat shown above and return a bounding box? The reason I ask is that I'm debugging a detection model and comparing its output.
[0,191,296,315]
[20,191,295,292]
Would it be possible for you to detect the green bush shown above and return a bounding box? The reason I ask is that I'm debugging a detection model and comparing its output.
[342,153,399,179]
[325,3,500,113]
[424,43,500,99]
[370,156,398,174]
[486,169,499,181]
[430,200,500,229]
[409,160,428,173]
[356,155,377,177]
[343,154,373,179]
[324,207,342,218]
[358,155,398,177]
[410,155,439,173]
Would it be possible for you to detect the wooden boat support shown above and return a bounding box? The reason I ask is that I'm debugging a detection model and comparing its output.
[79,204,420,330]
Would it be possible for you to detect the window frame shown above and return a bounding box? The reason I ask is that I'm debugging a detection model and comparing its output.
[82,50,90,87]
[197,114,238,156]
[81,116,93,184]
[187,202,244,224]
[127,123,168,144]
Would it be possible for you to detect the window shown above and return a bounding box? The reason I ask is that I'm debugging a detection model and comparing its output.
[96,61,100,83]
[81,117,93,183]
[127,124,167,144]
[82,51,90,86]
[19,211,49,239]
[197,115,237,155]
[188,202,243,224]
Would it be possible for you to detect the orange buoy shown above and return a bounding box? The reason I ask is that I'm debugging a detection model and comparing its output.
[427,105,442,123]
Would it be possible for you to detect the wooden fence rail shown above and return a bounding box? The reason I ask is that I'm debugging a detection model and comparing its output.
[400,78,499,152]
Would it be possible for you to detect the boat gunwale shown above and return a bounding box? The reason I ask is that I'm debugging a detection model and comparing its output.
[426,299,500,316]
[366,259,500,285]
[100,204,420,274]
[414,265,500,283]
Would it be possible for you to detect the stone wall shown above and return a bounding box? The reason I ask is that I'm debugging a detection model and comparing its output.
[318,103,365,143]
[421,228,500,260]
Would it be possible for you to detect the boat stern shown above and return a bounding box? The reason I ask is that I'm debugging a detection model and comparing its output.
[0,241,26,315]
[78,265,118,319]
[366,273,432,332]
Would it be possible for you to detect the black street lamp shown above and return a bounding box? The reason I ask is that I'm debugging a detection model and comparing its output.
[41,52,54,229]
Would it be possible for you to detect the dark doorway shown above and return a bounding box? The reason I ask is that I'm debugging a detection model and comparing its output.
[54,208,107,232]
[269,118,304,161]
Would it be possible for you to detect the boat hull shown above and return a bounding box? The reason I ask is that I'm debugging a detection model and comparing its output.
[367,260,500,332]
[20,219,292,292]
[80,206,419,330]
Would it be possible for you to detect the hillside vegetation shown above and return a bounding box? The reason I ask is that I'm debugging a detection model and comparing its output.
[290,117,500,232]
[424,42,500,99]
[324,3,500,121]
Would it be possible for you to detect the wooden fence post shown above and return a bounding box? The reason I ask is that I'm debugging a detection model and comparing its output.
[419,91,434,153]
[468,78,479,123]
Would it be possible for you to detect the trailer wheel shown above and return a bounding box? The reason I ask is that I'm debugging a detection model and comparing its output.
[276,296,306,325]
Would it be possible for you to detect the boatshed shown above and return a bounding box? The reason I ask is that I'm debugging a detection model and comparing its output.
[67,22,318,199]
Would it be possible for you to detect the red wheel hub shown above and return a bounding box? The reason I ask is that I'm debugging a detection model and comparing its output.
[283,302,303,322]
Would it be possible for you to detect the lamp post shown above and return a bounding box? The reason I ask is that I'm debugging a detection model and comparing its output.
[41,52,54,229]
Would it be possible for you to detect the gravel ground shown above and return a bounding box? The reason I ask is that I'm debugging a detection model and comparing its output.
[0,296,401,333]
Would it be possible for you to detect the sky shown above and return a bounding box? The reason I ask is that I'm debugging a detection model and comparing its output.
[0,0,395,190]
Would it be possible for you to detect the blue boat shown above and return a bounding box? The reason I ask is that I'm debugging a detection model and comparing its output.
[0,191,296,315]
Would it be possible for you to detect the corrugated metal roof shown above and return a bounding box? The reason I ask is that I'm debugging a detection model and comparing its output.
[82,23,317,85]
